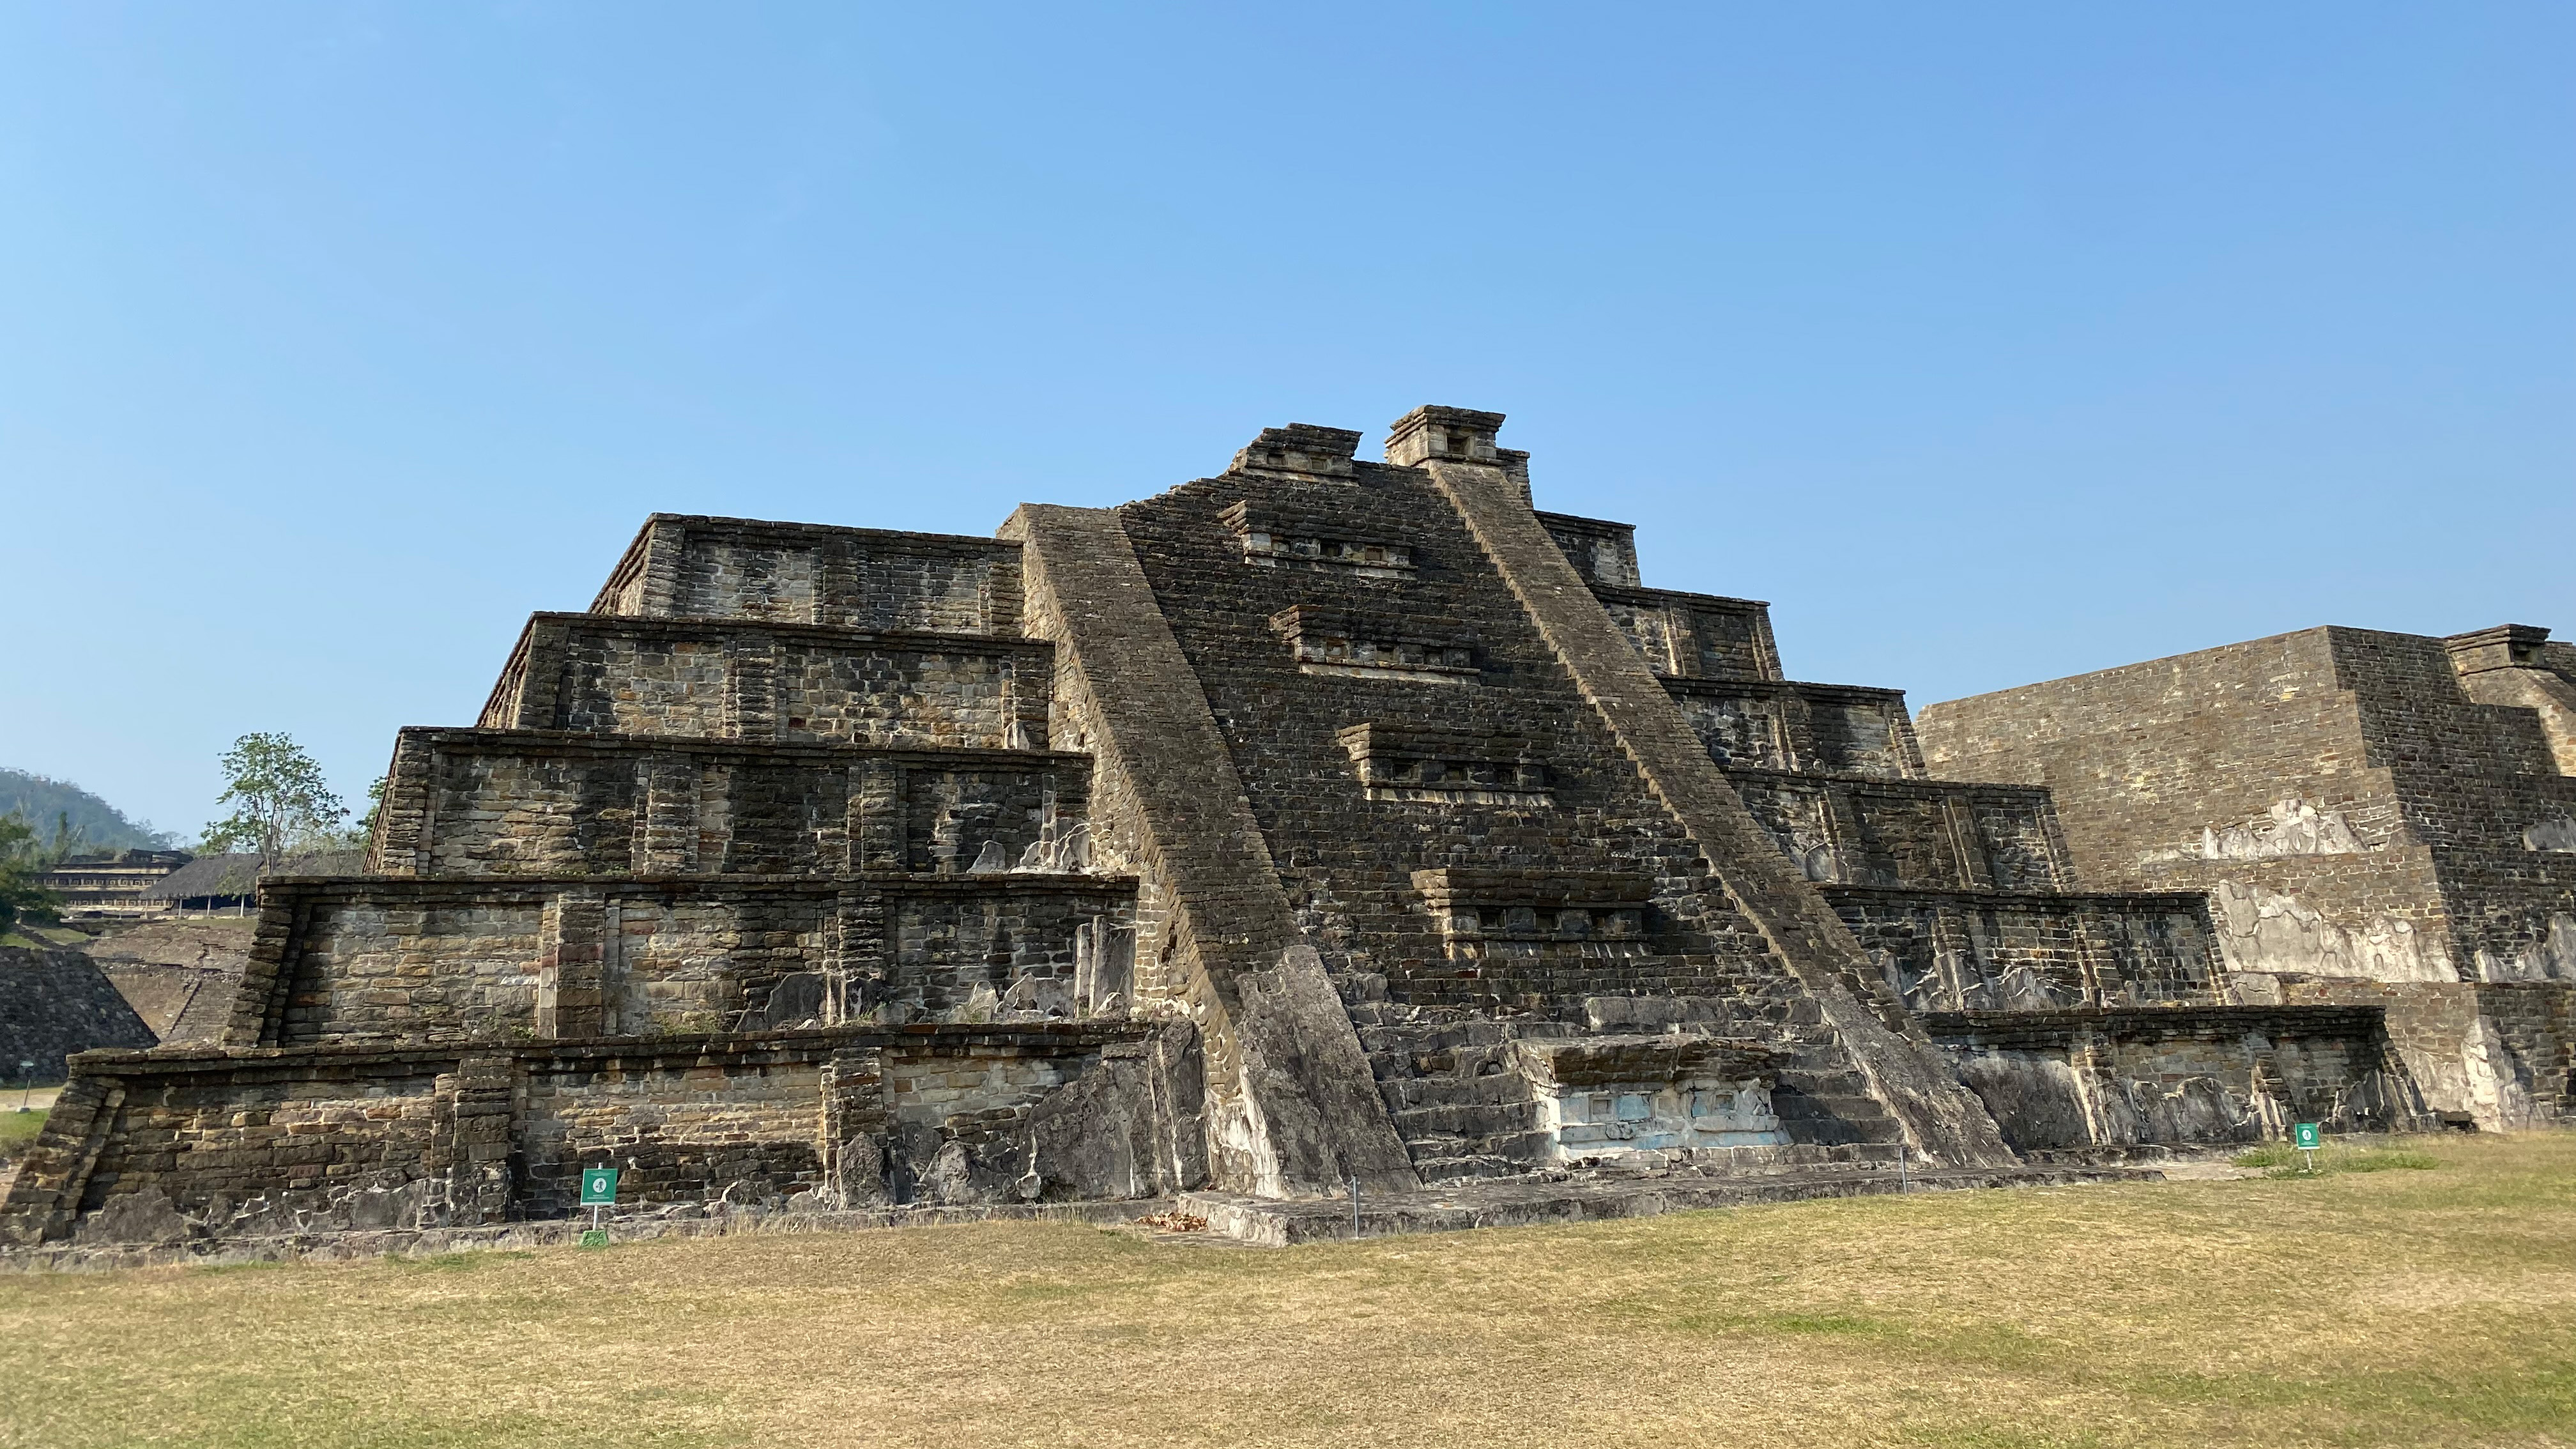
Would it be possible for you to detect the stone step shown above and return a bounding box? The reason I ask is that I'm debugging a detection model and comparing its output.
[1773,1088,1897,1121]
[1408,1154,1527,1183]
[1392,1101,1542,1138]
[1772,1113,1906,1147]
[1378,1073,1534,1110]
[1366,1044,1519,1080]
[1402,1127,1552,1167]
[1358,1019,1512,1055]
[1182,1163,2165,1246]
[1778,1071,1881,1103]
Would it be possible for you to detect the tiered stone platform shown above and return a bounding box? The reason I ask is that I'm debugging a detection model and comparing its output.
[4,406,2423,1255]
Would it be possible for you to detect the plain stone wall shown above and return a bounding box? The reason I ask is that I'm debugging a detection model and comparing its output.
[1917,624,2576,985]
[516,1054,829,1216]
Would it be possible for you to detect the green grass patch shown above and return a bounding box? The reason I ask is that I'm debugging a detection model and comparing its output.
[0,924,90,947]
[0,1107,49,1156]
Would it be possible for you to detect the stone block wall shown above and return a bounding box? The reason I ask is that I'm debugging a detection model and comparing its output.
[1829,888,2225,1012]
[1591,583,1783,683]
[589,514,1023,635]
[2473,982,2575,1122]
[1,1048,461,1245]
[2340,629,2576,981]
[1534,510,1641,590]
[1665,680,1923,778]
[2259,976,2526,1126]
[79,918,256,1046]
[372,730,1091,879]
[479,615,1051,750]
[1728,773,2072,891]
[0,1022,1191,1246]
[231,877,1135,1047]
[0,947,158,1080]
[1926,1006,2412,1153]
[1917,628,2386,884]
[1915,624,2576,986]
[514,1048,831,1216]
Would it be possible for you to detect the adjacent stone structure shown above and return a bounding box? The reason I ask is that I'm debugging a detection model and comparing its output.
[1919,624,2576,1128]
[80,917,255,1045]
[3,408,2425,1250]
[0,947,157,1081]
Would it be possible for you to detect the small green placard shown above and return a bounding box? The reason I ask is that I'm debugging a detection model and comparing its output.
[579,1229,610,1249]
[2293,1122,2322,1150]
[579,1167,619,1205]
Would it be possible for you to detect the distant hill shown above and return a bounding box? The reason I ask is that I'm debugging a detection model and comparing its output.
[0,769,177,853]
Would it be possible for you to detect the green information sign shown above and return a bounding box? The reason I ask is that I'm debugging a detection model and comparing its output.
[2292,1122,2322,1150]
[579,1167,619,1206]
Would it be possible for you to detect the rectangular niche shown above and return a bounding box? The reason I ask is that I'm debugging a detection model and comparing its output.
[1269,605,1478,685]
[1337,723,1549,806]
[1409,868,1654,964]
[1221,501,1418,579]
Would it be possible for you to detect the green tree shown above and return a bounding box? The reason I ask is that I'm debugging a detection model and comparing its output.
[354,775,386,847]
[199,733,347,871]
[0,812,63,938]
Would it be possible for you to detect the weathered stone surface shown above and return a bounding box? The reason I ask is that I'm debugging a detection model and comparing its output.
[1420,442,2016,1168]
[1023,1019,1206,1200]
[0,947,157,1079]
[1002,502,1418,1197]
[8,402,2464,1253]
[0,1026,1156,1246]
[1926,1007,2414,1153]
[1919,622,2576,1125]
[79,917,253,1045]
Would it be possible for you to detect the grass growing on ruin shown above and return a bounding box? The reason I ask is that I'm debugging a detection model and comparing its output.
[4,1132,2573,1449]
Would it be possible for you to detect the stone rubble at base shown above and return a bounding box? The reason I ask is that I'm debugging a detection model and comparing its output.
[5,405,2563,1255]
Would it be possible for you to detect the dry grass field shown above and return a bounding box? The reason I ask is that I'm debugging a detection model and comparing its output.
[3,1132,2570,1449]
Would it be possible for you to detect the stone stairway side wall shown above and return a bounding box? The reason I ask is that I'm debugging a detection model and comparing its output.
[1422,456,2015,1168]
[1002,503,1416,1198]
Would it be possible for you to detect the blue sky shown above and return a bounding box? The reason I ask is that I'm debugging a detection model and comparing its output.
[3,3,2570,841]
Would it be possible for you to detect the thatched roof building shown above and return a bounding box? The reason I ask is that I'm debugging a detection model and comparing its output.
[139,852,369,910]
